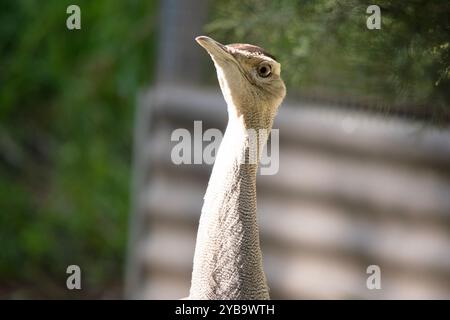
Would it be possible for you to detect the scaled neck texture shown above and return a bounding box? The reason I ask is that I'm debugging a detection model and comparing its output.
[189,105,274,300]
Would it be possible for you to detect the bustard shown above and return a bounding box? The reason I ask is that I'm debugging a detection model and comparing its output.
[189,36,286,300]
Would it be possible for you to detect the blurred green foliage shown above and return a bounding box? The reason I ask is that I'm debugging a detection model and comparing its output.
[0,0,157,297]
[207,0,450,122]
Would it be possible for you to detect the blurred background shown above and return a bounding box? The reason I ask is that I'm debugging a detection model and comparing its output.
[0,0,449,299]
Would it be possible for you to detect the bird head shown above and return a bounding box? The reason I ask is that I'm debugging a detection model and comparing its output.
[196,36,286,128]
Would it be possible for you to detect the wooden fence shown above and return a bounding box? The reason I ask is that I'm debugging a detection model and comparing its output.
[125,84,450,299]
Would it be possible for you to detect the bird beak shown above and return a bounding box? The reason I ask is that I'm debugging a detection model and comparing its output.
[195,36,232,62]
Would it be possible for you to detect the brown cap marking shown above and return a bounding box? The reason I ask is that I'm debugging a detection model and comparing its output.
[227,43,277,61]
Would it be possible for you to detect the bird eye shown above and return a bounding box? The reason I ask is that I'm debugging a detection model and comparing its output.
[257,63,272,78]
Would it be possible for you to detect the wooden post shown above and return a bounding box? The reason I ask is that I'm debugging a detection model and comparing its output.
[125,0,210,298]
[156,0,210,85]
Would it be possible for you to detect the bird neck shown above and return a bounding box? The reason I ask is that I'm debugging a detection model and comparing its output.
[189,111,272,300]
